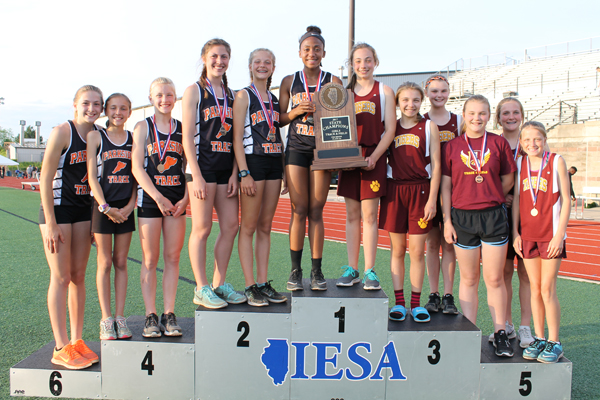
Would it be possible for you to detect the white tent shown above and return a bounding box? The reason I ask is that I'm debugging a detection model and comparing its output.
[0,154,18,166]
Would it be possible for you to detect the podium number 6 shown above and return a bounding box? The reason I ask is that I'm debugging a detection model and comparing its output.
[49,371,62,396]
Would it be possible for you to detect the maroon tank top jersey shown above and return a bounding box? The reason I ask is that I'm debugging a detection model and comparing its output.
[387,119,432,182]
[517,153,565,242]
[423,111,461,150]
[354,80,385,150]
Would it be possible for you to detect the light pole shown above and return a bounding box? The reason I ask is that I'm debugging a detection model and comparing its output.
[20,120,26,146]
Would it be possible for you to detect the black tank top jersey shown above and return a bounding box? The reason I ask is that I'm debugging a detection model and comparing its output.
[95,129,134,203]
[137,117,185,209]
[52,120,99,207]
[242,87,282,157]
[187,82,235,174]
[287,70,333,153]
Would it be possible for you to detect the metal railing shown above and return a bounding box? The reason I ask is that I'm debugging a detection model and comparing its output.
[526,100,578,130]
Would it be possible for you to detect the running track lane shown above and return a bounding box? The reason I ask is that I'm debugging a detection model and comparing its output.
[5,177,598,282]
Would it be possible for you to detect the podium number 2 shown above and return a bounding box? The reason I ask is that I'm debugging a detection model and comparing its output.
[49,371,62,396]
[141,351,154,375]
[428,340,441,365]
[519,371,532,396]
[334,306,345,333]
[237,321,250,347]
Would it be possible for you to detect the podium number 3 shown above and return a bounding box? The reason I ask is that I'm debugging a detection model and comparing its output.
[49,371,62,396]
[141,351,155,375]
[428,340,441,365]
[237,321,250,347]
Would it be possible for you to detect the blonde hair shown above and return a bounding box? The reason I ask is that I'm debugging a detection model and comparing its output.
[346,43,379,91]
[395,82,425,121]
[199,38,231,99]
[495,97,524,126]
[149,77,175,96]
[248,48,276,90]
[521,121,547,139]
[73,85,103,117]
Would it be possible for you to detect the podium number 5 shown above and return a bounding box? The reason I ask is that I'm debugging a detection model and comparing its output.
[49,371,62,396]
[519,371,532,396]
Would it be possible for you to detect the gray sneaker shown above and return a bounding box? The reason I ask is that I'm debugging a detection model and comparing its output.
[214,283,247,304]
[115,316,132,339]
[245,284,268,307]
[160,312,182,336]
[518,326,534,348]
[488,321,518,342]
[362,268,381,290]
[336,265,360,287]
[142,313,161,338]
[99,317,117,340]
[194,285,228,309]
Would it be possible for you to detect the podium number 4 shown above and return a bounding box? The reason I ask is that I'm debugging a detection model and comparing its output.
[141,351,155,375]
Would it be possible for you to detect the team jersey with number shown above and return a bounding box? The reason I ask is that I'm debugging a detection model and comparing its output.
[516,153,565,241]
[186,82,235,174]
[286,70,333,153]
[137,117,185,208]
[52,120,99,206]
[423,111,462,150]
[94,129,134,203]
[442,133,517,210]
[387,119,432,182]
[242,87,282,157]
[354,80,386,149]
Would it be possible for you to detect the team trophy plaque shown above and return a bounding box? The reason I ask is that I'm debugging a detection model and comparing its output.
[311,83,367,170]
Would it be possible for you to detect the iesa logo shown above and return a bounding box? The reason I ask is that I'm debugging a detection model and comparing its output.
[261,339,406,386]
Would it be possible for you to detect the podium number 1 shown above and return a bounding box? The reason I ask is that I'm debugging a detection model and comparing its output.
[334,306,345,333]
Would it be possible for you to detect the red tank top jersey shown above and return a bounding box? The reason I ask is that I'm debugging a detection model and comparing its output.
[354,81,386,149]
[423,111,461,151]
[516,153,565,242]
[501,133,527,197]
[387,119,431,182]
[442,132,517,210]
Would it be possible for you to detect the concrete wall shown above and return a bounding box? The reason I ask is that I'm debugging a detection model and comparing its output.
[548,121,600,196]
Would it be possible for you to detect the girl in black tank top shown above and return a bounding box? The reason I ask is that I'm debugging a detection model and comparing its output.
[87,93,136,340]
[181,39,244,309]
[132,77,188,336]
[39,85,104,369]
[278,25,344,291]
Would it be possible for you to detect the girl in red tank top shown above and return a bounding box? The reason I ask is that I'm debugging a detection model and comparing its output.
[335,43,396,290]
[512,121,570,363]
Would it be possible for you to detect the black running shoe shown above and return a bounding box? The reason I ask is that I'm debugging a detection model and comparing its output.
[245,284,268,307]
[425,292,441,313]
[493,329,514,357]
[160,312,182,336]
[260,281,287,303]
[142,313,161,338]
[310,267,327,291]
[287,269,303,291]
[441,294,459,314]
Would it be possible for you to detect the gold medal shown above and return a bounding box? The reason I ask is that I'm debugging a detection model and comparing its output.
[531,208,538,217]
[157,163,165,173]
[475,175,484,183]
[219,126,227,136]
[268,127,276,142]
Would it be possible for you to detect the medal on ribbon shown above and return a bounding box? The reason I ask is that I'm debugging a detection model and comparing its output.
[464,131,487,183]
[301,69,322,125]
[526,151,548,217]
[152,115,173,173]
[205,78,229,136]
[249,83,276,142]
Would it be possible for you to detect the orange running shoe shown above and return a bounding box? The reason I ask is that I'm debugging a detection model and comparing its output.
[72,339,99,364]
[51,344,92,370]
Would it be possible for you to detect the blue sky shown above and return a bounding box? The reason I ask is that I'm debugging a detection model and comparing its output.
[0,0,598,137]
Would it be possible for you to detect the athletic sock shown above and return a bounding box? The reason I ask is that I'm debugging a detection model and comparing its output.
[411,291,421,310]
[291,249,303,271]
[257,282,266,287]
[394,290,405,307]
[311,257,322,271]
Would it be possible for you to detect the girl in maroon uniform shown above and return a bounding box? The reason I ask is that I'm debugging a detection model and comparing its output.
[513,121,569,363]
[87,93,136,341]
[279,26,343,291]
[40,85,103,369]
[336,43,396,290]
[441,95,517,357]
[380,82,440,322]
[182,39,243,310]
[494,97,533,348]
[233,48,287,306]
[132,78,188,337]
[422,75,461,315]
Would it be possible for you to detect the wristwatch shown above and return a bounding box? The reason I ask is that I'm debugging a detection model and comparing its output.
[98,203,111,214]
[239,170,250,178]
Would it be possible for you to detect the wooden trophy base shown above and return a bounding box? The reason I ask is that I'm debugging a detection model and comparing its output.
[311,146,368,170]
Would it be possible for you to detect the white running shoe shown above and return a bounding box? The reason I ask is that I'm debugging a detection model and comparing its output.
[518,325,534,348]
